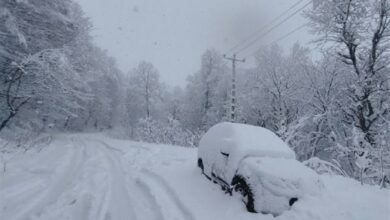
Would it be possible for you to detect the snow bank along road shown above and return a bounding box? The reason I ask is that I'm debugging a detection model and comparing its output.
[1,133,389,220]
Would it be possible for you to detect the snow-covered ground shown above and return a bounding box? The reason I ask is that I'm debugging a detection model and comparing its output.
[1,133,389,220]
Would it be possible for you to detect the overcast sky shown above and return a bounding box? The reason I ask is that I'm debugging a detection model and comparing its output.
[76,0,313,87]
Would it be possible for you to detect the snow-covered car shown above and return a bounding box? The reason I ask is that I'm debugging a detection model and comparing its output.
[197,122,322,216]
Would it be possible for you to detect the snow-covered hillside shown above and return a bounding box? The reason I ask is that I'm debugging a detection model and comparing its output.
[1,134,389,220]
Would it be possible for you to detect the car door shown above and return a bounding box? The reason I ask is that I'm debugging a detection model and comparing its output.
[210,148,230,186]
[219,150,230,178]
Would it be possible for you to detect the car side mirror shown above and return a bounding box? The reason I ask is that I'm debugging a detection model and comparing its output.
[220,151,229,157]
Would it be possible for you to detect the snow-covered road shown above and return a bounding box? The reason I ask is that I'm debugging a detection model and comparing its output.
[1,134,389,220]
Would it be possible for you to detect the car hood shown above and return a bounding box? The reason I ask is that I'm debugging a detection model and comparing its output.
[237,157,323,198]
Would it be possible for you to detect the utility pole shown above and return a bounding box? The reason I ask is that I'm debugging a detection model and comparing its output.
[224,53,245,123]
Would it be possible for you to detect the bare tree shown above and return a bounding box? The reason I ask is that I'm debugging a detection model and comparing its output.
[0,62,30,131]
[128,61,162,119]
[306,0,390,183]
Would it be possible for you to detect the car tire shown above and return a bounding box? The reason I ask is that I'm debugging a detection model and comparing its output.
[197,158,204,173]
[232,175,256,213]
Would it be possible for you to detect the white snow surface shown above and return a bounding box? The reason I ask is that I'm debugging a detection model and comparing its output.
[303,157,347,176]
[198,122,296,181]
[1,133,389,220]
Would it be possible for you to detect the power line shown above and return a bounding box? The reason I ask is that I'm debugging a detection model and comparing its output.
[235,1,311,55]
[223,24,307,122]
[241,23,308,58]
[233,1,311,55]
[271,23,308,45]
[225,0,307,55]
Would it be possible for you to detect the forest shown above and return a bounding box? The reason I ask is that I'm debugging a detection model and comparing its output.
[1,0,389,189]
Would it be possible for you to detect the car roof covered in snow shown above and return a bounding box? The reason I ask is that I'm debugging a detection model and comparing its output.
[198,122,295,160]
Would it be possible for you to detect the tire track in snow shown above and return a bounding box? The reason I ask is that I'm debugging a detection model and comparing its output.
[139,168,196,220]
[74,138,111,220]
[97,140,163,220]
[12,139,87,220]
[134,178,165,220]
[94,140,137,220]
[95,139,191,220]
[25,137,122,220]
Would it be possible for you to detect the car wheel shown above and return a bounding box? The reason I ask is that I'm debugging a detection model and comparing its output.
[197,158,204,173]
[232,175,256,213]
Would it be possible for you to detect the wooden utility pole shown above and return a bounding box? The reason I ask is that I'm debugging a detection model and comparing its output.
[224,53,245,123]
